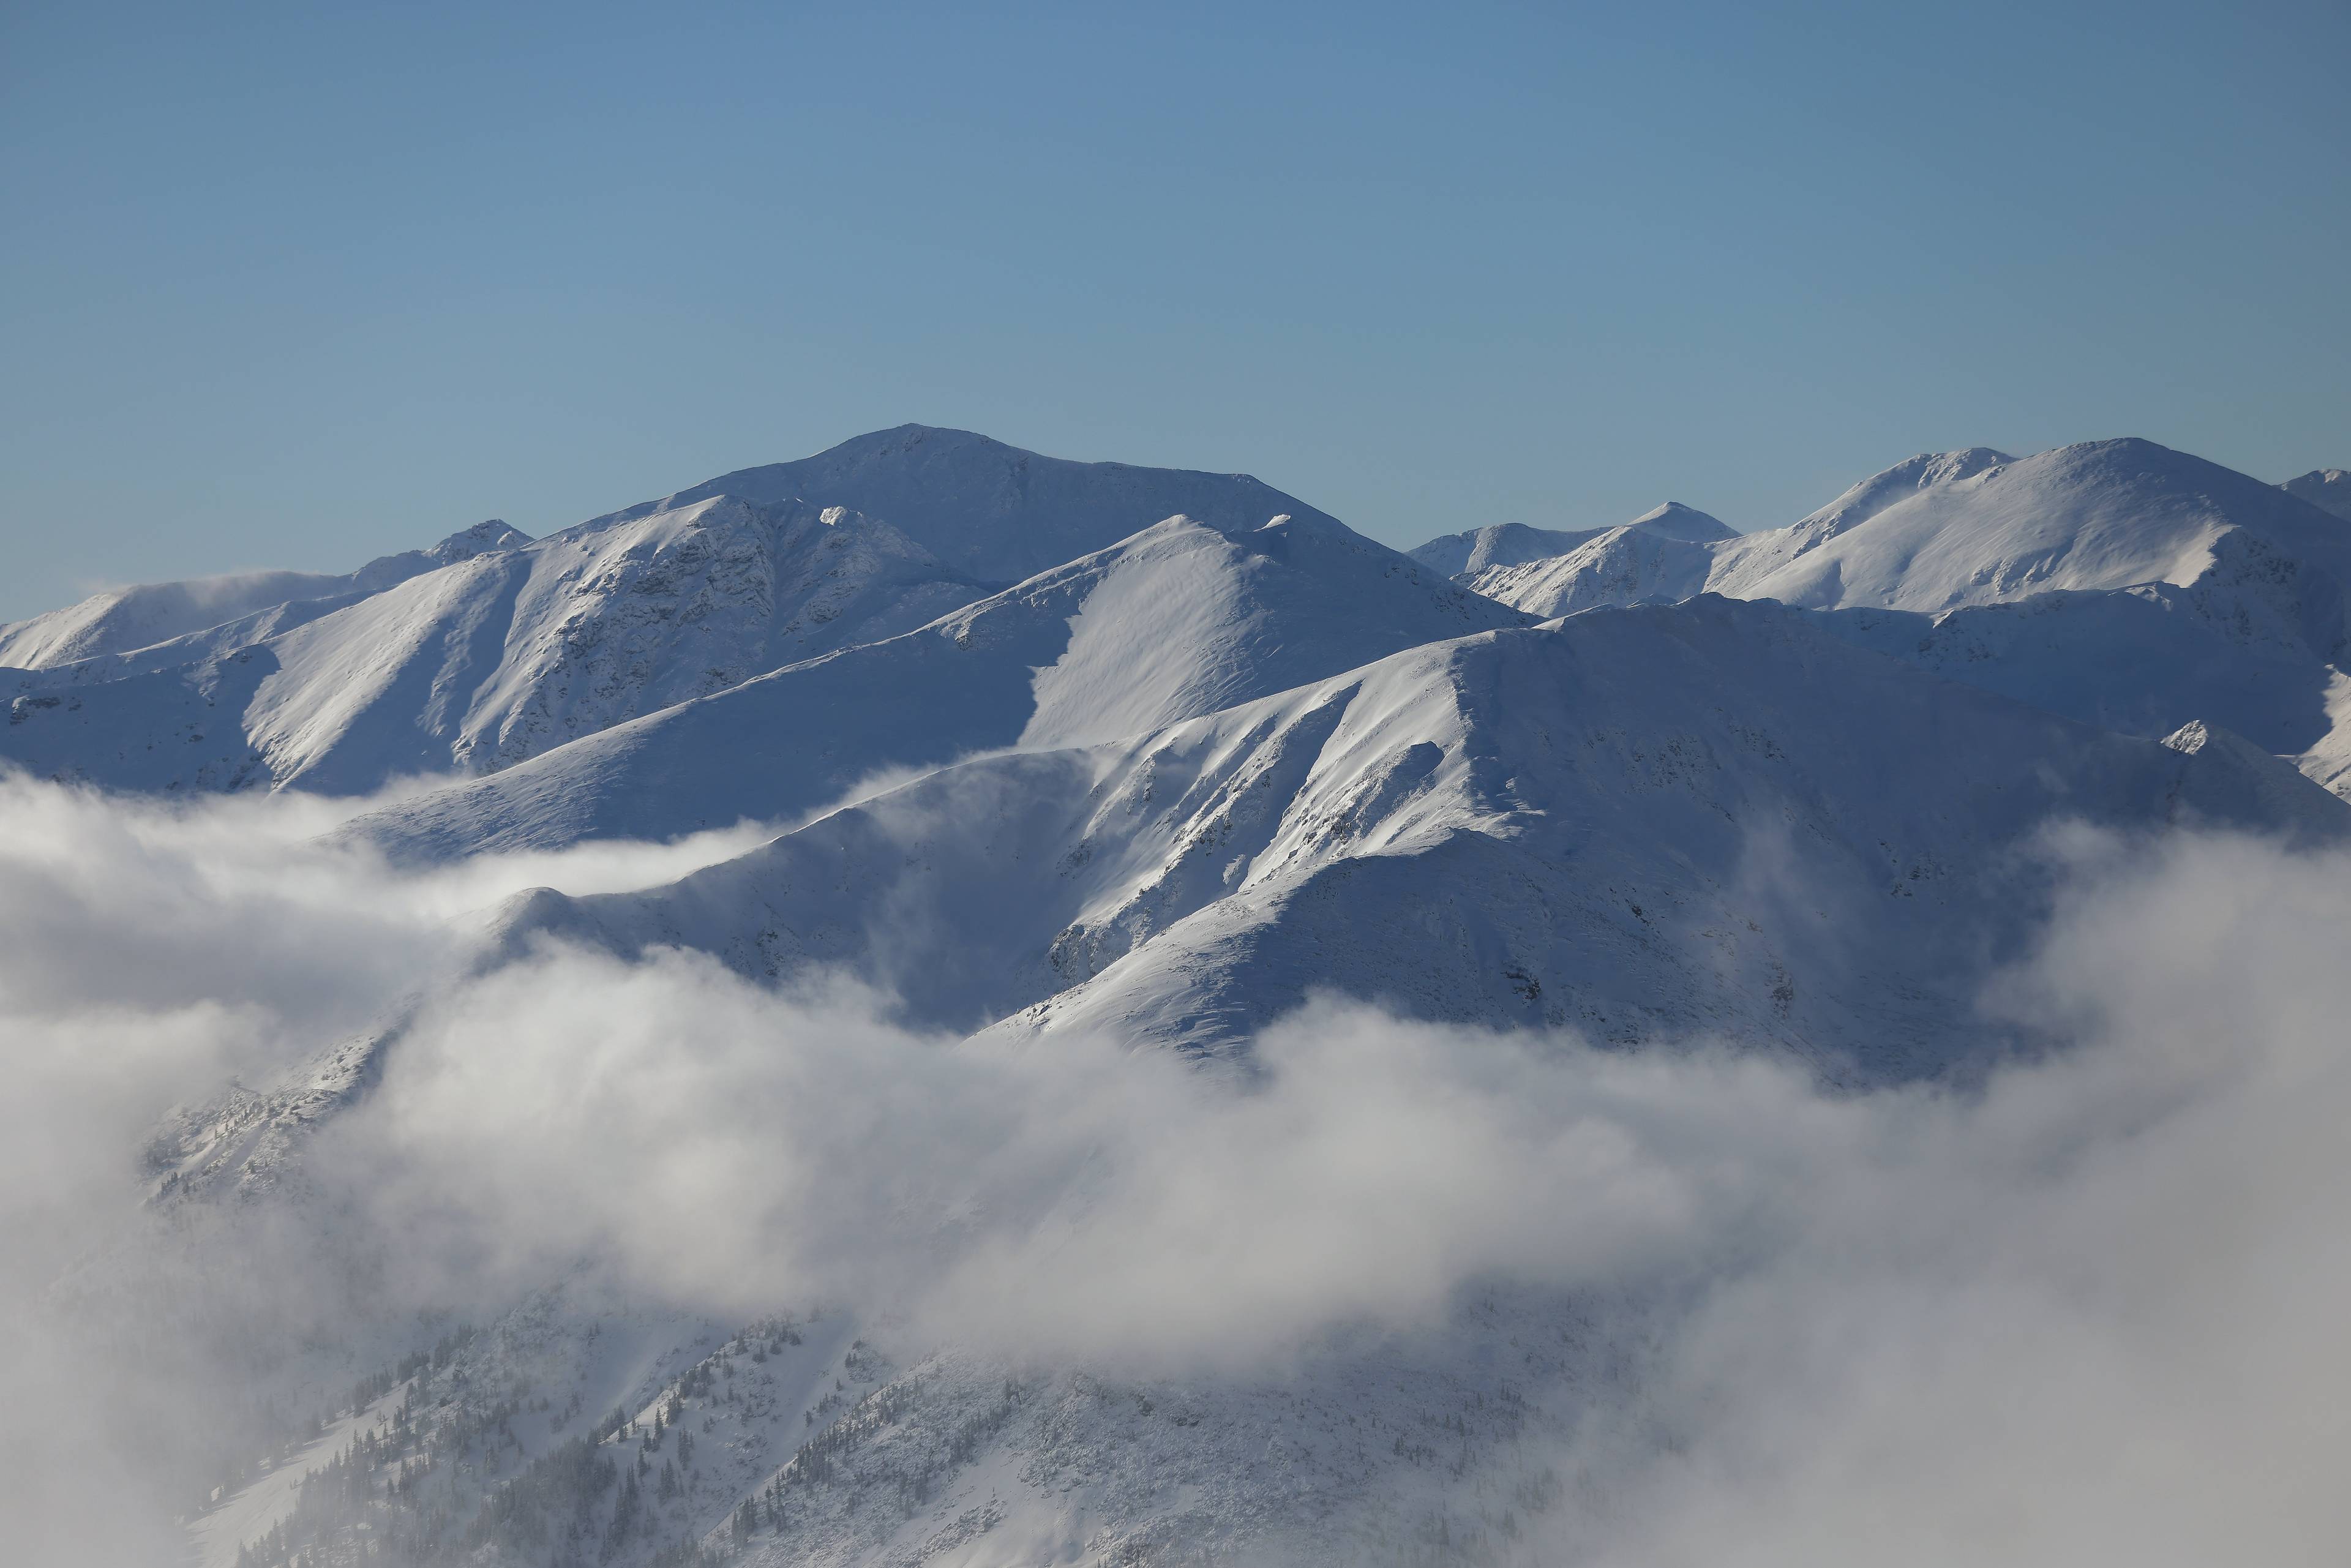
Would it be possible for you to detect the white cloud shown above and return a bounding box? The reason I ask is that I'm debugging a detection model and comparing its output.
[0,772,781,1564]
[1544,828,2351,1566]
[3,769,2347,1566]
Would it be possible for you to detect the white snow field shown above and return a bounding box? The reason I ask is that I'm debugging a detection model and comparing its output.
[5,426,2350,1568]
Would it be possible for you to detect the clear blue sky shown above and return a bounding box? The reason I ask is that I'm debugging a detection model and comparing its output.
[3,1,2345,618]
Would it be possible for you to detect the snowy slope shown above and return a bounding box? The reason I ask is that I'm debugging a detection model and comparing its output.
[1707,447,2012,586]
[2284,467,2351,522]
[1801,589,2351,788]
[1,498,983,795]
[585,423,1344,587]
[0,520,529,670]
[1704,440,2351,656]
[1700,440,2351,793]
[1433,442,2351,797]
[152,589,2350,1568]
[342,511,1528,860]
[1452,449,2023,620]
[0,428,1373,798]
[496,595,2343,1070]
[35,427,2351,1568]
[1463,524,1717,618]
[1619,500,1737,542]
[1407,502,1734,577]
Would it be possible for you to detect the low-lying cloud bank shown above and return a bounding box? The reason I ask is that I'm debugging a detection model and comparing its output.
[1,775,2345,1564]
[1547,826,2351,1566]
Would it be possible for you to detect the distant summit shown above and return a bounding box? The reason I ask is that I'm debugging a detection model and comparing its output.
[424,519,533,565]
[1708,438,2351,640]
[1408,502,1733,577]
[581,424,1337,586]
[1788,447,2014,541]
[1620,501,1738,544]
[2283,468,2351,522]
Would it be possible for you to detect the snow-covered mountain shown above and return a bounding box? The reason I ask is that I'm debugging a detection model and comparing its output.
[1706,446,2013,581]
[1718,441,2351,793]
[0,519,530,670]
[492,593,2339,1068]
[18,426,2351,1568]
[135,586,2347,1568]
[2284,467,2351,521]
[343,510,1526,860]
[1703,440,2351,647]
[1408,501,1734,577]
[1462,523,1717,618]
[0,428,1366,798]
[2,497,982,794]
[1425,440,2351,799]
[585,423,1346,586]
[1458,441,2350,648]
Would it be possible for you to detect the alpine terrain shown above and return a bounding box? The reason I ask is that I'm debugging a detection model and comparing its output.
[6,426,2347,1568]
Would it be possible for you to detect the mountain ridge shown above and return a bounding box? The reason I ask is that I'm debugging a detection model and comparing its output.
[340,509,1529,861]
[1408,501,1735,577]
[24,423,2351,1568]
[0,520,533,671]
[581,423,1343,587]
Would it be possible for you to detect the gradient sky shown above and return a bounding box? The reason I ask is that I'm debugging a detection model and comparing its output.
[2,0,2346,620]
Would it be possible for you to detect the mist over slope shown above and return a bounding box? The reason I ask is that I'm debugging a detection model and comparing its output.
[489,596,2339,1069]
[7,426,2351,1568]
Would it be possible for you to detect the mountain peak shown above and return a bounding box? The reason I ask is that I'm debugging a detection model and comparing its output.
[582,427,1330,585]
[1408,503,1739,579]
[2283,468,2351,522]
[1708,438,2351,646]
[1789,446,2014,540]
[427,519,533,564]
[1626,502,1738,542]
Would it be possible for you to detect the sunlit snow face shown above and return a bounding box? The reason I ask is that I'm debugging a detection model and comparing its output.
[2,774,2348,1566]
